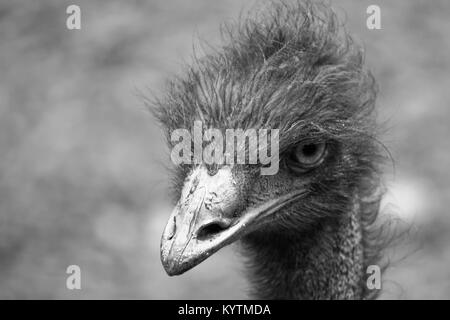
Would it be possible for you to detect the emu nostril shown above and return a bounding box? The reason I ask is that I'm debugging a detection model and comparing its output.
[196,221,230,240]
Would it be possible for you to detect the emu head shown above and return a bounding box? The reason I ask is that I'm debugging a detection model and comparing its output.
[152,2,381,276]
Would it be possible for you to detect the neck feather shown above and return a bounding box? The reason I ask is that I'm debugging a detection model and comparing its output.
[242,199,371,299]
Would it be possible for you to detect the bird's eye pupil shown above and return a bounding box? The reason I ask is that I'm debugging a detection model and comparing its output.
[301,143,318,157]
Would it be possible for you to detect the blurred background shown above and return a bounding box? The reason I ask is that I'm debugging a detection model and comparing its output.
[0,0,449,299]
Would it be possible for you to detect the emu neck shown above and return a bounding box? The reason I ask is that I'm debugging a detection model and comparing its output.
[242,201,365,299]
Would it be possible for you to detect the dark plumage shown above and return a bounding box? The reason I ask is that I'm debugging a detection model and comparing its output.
[150,0,388,299]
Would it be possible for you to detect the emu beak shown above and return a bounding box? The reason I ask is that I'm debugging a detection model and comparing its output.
[160,165,304,276]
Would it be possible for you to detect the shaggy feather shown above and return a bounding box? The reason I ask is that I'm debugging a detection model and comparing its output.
[149,0,391,299]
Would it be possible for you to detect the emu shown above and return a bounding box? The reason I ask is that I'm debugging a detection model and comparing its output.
[151,1,387,299]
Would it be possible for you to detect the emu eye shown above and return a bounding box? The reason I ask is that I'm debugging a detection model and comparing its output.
[288,141,327,171]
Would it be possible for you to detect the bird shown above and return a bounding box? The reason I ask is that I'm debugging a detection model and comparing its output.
[150,0,389,299]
